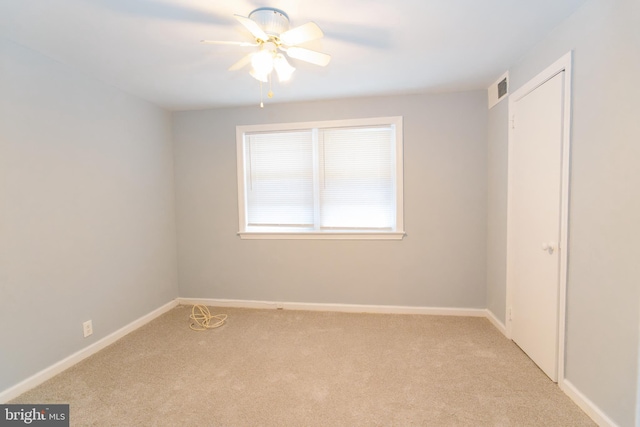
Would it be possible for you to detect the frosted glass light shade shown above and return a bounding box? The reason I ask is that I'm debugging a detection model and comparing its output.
[273,54,295,82]
[251,50,274,76]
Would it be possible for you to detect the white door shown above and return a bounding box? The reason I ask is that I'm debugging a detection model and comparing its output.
[509,71,565,381]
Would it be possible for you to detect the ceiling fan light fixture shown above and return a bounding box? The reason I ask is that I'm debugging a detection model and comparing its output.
[203,7,331,106]
[273,54,295,82]
[250,49,274,77]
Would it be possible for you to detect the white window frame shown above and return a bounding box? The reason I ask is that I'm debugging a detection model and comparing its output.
[236,116,405,240]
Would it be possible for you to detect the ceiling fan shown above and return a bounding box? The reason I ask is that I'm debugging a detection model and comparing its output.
[201,7,331,98]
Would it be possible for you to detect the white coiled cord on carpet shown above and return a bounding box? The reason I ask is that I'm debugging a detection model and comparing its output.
[189,304,227,331]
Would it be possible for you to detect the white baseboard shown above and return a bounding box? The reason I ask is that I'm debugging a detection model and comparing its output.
[177,297,487,317]
[178,297,280,310]
[485,309,507,336]
[561,379,619,427]
[0,299,178,403]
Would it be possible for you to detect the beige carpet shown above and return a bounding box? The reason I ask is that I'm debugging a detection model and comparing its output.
[12,306,594,426]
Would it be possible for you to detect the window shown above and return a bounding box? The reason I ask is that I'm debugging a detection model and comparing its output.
[236,117,404,239]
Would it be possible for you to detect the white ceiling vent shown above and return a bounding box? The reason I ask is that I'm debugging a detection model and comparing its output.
[488,71,509,109]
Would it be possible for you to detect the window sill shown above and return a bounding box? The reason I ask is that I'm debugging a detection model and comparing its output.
[237,231,406,240]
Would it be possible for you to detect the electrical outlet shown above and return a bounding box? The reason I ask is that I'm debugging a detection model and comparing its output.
[83,320,93,338]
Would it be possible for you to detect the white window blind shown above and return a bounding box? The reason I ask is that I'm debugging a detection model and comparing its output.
[245,131,313,228]
[319,126,395,230]
[237,117,404,239]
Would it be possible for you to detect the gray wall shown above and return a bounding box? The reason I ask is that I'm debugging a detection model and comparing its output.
[486,0,640,424]
[485,98,508,324]
[0,40,179,392]
[173,92,488,308]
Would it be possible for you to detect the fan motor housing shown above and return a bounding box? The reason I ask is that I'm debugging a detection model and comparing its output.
[249,7,290,36]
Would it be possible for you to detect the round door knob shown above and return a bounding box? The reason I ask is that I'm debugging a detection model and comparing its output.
[542,242,557,254]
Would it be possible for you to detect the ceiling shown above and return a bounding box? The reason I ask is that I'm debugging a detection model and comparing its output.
[1,0,588,111]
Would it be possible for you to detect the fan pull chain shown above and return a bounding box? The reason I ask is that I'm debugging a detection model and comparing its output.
[268,73,274,99]
[258,75,274,108]
[259,80,264,108]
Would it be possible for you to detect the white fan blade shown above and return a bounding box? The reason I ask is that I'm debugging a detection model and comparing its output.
[286,47,331,67]
[201,40,258,47]
[234,14,269,42]
[280,22,324,46]
[229,53,254,71]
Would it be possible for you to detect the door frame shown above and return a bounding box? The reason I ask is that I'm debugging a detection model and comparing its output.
[505,51,573,383]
